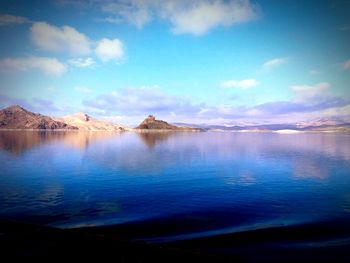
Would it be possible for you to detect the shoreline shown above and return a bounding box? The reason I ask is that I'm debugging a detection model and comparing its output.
[1,217,349,261]
[1,128,350,133]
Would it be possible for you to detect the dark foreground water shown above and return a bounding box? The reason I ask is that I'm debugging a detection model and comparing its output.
[1,131,350,243]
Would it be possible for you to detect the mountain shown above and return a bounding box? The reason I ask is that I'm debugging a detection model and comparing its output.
[174,119,350,132]
[173,123,297,131]
[55,112,125,131]
[0,105,77,130]
[136,115,177,129]
[296,118,347,128]
[1,105,349,132]
[136,115,201,131]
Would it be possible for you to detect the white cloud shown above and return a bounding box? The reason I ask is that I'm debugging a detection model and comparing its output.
[95,38,124,62]
[81,83,349,126]
[83,85,198,117]
[68,57,95,68]
[30,22,91,55]
[0,56,66,76]
[291,82,330,103]
[74,86,92,93]
[161,0,260,36]
[221,78,260,89]
[30,22,126,62]
[102,1,152,29]
[323,104,350,118]
[262,57,288,71]
[101,0,260,36]
[309,69,320,75]
[342,59,350,69]
[0,13,29,26]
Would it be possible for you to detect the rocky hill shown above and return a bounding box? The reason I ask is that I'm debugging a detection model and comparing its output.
[0,105,77,130]
[135,115,201,131]
[56,112,125,131]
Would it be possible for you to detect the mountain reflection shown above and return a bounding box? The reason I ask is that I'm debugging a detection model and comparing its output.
[0,131,122,155]
[1,131,350,228]
[136,131,176,148]
[0,130,177,155]
[79,132,350,180]
[61,131,123,150]
[0,131,349,182]
[0,131,60,155]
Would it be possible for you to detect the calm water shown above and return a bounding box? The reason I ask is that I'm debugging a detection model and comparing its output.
[1,131,350,241]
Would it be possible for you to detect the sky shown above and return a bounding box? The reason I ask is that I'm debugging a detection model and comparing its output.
[0,0,349,126]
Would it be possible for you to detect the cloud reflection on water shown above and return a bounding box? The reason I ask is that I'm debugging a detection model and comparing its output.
[0,131,349,181]
[0,131,350,227]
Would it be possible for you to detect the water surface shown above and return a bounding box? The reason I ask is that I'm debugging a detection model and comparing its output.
[0,131,350,241]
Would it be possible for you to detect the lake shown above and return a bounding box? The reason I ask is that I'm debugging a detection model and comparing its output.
[1,131,350,243]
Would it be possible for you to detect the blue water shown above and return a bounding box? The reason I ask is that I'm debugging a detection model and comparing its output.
[1,131,350,241]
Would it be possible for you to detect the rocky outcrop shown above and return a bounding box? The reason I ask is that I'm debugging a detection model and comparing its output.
[135,115,202,131]
[136,115,178,129]
[57,112,125,131]
[0,105,77,130]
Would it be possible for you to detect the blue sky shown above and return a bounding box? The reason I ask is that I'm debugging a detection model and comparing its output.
[0,0,349,126]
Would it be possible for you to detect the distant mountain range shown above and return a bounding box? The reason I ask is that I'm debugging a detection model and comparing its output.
[0,105,349,132]
[173,119,350,132]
